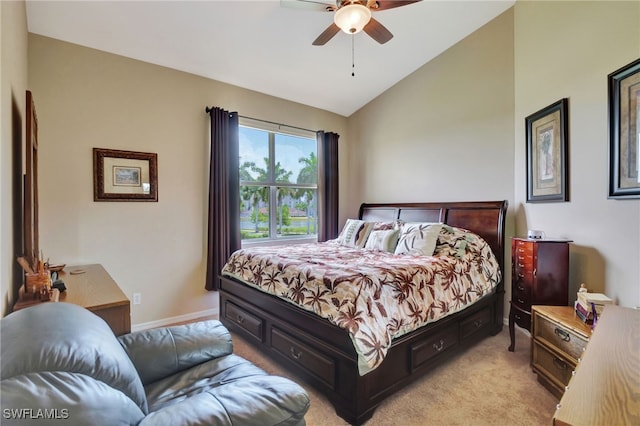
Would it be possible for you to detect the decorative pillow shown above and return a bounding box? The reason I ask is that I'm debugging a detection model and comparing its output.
[434,224,478,259]
[364,229,400,253]
[394,222,444,256]
[372,221,396,231]
[337,219,375,248]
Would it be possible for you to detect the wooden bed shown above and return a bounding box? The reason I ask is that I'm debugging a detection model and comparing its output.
[219,200,508,425]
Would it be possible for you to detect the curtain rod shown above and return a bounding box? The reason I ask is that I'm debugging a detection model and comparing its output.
[239,114,317,134]
[205,107,317,134]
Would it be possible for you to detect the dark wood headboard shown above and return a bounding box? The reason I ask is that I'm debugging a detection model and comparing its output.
[358,200,508,276]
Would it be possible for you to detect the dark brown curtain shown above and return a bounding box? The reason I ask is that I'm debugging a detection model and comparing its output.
[205,107,240,291]
[317,131,339,242]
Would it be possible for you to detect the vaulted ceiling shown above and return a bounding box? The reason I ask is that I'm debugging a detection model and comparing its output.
[26,1,514,117]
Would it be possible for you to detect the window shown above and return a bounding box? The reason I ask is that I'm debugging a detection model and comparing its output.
[239,119,317,246]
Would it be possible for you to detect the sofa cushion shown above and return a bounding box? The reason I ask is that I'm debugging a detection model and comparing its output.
[1,303,148,414]
[143,354,310,426]
[0,371,145,426]
[118,320,233,385]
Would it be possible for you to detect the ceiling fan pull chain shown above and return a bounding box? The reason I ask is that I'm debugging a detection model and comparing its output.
[351,34,355,77]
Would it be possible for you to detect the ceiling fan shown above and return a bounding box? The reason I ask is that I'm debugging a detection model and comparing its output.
[282,0,422,46]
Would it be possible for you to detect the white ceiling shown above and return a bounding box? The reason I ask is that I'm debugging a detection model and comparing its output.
[25,0,514,117]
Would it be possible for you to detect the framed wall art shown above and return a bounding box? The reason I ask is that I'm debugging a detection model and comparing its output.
[526,98,569,203]
[93,148,158,202]
[608,58,640,199]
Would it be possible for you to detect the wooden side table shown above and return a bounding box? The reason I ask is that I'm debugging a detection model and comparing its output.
[13,264,131,335]
[530,305,592,398]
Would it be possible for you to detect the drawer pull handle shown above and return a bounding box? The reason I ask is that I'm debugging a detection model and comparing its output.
[514,314,521,321]
[290,347,302,360]
[432,339,445,352]
[518,263,524,268]
[236,315,245,325]
[553,357,568,370]
[554,327,570,342]
[517,298,525,304]
[473,319,483,328]
[517,284,525,291]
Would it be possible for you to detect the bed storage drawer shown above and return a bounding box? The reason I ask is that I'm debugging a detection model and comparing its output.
[271,327,336,389]
[410,325,458,371]
[460,306,492,340]
[224,300,264,342]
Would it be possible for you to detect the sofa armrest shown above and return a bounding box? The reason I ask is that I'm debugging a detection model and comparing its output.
[118,320,232,385]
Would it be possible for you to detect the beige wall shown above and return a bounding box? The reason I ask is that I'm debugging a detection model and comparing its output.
[27,35,348,326]
[514,1,639,307]
[1,1,28,316]
[348,9,516,314]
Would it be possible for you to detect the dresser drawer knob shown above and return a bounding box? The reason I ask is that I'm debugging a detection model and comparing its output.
[554,327,570,341]
[473,319,483,328]
[517,298,525,305]
[517,284,525,290]
[290,347,302,360]
[432,339,445,352]
[236,315,245,325]
[556,403,562,410]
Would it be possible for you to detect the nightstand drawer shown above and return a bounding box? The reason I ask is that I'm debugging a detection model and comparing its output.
[533,313,588,361]
[532,340,574,388]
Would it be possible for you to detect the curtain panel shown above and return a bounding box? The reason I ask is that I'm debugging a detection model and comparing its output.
[317,131,339,242]
[205,107,240,291]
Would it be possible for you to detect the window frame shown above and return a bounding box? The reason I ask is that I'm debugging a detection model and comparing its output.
[239,118,318,248]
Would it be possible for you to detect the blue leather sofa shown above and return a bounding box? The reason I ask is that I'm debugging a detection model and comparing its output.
[1,302,309,425]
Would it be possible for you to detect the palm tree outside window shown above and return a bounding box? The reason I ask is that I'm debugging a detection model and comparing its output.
[239,122,318,245]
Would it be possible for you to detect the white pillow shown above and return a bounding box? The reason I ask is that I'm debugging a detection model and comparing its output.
[364,229,400,253]
[337,219,374,248]
[394,223,444,256]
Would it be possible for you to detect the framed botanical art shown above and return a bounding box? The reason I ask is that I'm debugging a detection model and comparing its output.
[608,58,640,199]
[93,148,158,202]
[526,98,569,203]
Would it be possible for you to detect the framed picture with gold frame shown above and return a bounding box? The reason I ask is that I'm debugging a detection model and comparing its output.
[526,98,569,203]
[608,58,640,199]
[93,148,158,202]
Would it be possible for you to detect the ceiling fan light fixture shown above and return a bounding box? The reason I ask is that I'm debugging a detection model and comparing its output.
[334,3,371,34]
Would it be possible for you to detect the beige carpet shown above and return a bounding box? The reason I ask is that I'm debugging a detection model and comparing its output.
[231,329,558,426]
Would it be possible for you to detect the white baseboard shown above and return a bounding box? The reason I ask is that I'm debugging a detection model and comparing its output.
[131,307,219,332]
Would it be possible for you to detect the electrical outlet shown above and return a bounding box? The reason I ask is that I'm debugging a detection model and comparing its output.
[132,293,141,305]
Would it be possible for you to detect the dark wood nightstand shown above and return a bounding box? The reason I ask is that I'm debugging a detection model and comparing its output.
[530,305,591,398]
[508,237,571,351]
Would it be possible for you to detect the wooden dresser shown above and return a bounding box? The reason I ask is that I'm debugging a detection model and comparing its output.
[530,305,591,398]
[508,238,571,351]
[13,264,131,335]
[553,305,639,426]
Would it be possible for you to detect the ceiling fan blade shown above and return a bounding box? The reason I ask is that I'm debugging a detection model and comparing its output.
[313,23,341,45]
[280,0,336,12]
[367,0,421,11]
[363,17,393,44]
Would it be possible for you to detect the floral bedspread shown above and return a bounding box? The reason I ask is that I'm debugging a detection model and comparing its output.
[221,226,501,375]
